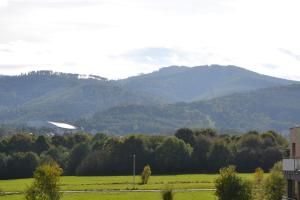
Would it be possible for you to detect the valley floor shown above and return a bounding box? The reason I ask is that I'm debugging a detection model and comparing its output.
[0,174,255,200]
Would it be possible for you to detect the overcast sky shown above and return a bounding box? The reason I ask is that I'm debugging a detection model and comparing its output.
[1,0,300,80]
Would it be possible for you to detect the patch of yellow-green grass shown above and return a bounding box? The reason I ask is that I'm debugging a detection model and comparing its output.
[0,173,259,192]
[0,191,217,200]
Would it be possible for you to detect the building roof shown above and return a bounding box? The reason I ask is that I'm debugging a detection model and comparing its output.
[48,121,77,130]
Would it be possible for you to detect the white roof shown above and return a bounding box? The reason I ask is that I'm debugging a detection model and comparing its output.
[48,121,77,130]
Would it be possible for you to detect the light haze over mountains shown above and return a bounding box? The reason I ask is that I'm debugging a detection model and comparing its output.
[0,65,299,134]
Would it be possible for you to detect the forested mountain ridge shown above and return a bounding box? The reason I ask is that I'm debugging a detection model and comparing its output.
[0,71,160,125]
[118,65,296,102]
[0,66,298,131]
[79,84,300,134]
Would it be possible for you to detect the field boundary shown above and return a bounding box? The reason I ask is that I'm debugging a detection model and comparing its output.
[0,188,216,196]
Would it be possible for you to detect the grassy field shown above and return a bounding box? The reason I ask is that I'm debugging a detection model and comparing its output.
[0,191,217,200]
[0,174,256,200]
[0,174,255,192]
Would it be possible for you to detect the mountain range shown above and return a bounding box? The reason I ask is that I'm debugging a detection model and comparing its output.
[119,65,295,102]
[0,65,299,134]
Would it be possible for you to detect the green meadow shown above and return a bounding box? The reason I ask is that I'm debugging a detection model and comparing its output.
[0,174,257,200]
[0,192,217,200]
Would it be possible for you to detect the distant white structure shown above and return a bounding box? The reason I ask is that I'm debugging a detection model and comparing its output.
[48,121,77,134]
[48,121,77,130]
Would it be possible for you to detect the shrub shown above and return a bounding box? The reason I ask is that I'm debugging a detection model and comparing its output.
[141,164,151,184]
[162,189,174,200]
[215,165,252,200]
[253,167,264,200]
[25,163,63,200]
[263,162,285,200]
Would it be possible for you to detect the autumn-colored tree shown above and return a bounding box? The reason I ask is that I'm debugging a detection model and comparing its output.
[264,162,285,200]
[253,167,264,200]
[141,164,151,184]
[25,163,63,200]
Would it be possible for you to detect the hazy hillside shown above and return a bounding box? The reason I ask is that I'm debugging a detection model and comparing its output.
[0,67,298,131]
[0,71,159,125]
[79,84,300,134]
[118,65,296,102]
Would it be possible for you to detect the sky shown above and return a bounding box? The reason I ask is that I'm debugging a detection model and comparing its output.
[1,0,300,80]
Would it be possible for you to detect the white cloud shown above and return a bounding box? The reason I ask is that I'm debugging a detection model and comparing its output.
[0,0,300,80]
[0,0,8,7]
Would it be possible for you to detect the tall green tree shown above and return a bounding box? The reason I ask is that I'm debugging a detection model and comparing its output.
[35,135,50,154]
[175,128,195,145]
[155,137,192,173]
[191,135,211,171]
[6,152,39,179]
[208,141,232,172]
[66,143,90,175]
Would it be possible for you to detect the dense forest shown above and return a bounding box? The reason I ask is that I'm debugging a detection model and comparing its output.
[79,84,300,134]
[0,128,287,179]
[0,66,298,134]
[119,65,295,102]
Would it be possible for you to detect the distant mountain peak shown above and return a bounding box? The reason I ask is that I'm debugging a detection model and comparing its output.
[77,74,107,81]
[158,65,189,72]
[119,64,297,102]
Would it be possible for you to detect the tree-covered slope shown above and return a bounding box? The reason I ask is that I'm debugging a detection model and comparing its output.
[118,65,296,102]
[79,84,300,134]
[0,71,160,124]
[0,67,298,131]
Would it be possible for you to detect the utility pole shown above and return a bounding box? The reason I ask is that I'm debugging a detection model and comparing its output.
[133,154,136,189]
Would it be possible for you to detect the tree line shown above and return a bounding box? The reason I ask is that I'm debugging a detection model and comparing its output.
[0,128,287,179]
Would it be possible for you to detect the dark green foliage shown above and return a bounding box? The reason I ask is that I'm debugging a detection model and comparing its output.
[51,135,67,147]
[0,153,8,178]
[215,166,252,200]
[2,152,39,179]
[118,136,150,173]
[35,135,50,154]
[82,84,300,134]
[191,135,212,171]
[43,147,69,169]
[75,150,110,175]
[208,141,232,172]
[235,132,284,172]
[91,133,108,150]
[175,128,195,145]
[162,189,174,200]
[7,134,36,152]
[66,143,90,175]
[0,130,286,179]
[155,137,192,173]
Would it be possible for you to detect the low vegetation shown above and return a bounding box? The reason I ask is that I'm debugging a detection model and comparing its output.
[215,166,252,200]
[162,189,174,200]
[253,167,264,200]
[141,164,151,184]
[0,161,286,200]
[25,163,62,200]
[264,162,286,200]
